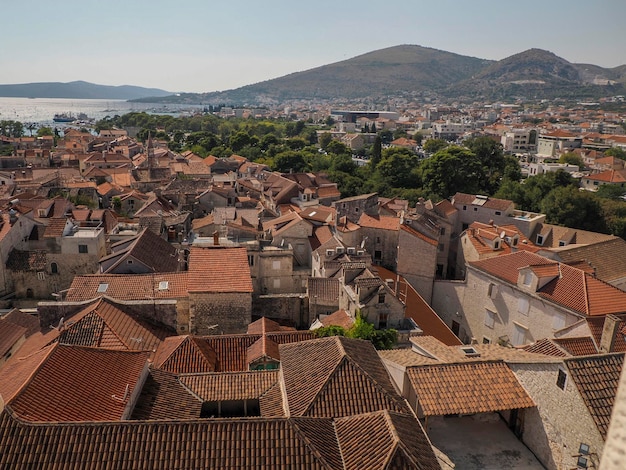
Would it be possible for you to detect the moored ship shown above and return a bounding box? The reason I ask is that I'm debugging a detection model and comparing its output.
[53,113,75,122]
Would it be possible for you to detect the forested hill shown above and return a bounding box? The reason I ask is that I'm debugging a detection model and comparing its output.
[133,45,626,105]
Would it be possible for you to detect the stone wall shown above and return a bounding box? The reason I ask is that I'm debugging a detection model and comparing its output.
[511,362,605,470]
[252,294,308,328]
[396,227,437,304]
[432,268,582,347]
[190,292,252,334]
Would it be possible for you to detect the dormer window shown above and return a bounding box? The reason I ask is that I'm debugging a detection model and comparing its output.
[536,234,544,246]
[493,240,500,249]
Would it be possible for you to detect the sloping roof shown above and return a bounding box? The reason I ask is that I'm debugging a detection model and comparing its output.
[0,409,343,469]
[100,228,179,273]
[280,336,409,418]
[357,213,400,231]
[153,336,217,373]
[308,277,341,303]
[66,272,188,302]
[375,266,461,346]
[1,309,40,337]
[550,238,626,284]
[179,370,279,401]
[187,246,253,293]
[9,344,148,422]
[554,337,598,356]
[57,298,173,353]
[566,353,624,438]
[400,223,438,246]
[523,338,569,357]
[336,411,441,470]
[318,309,354,330]
[470,251,626,316]
[0,321,26,357]
[452,193,514,212]
[406,361,535,416]
[130,368,203,420]
[0,344,55,404]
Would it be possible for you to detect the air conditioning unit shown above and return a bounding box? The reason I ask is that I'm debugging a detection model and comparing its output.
[336,246,345,254]
[326,249,334,256]
[347,247,356,255]
[356,250,364,256]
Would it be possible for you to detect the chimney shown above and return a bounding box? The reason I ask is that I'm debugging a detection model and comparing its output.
[213,230,219,246]
[600,314,622,353]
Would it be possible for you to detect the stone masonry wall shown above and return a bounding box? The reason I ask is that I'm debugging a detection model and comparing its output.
[511,363,605,470]
[190,292,252,335]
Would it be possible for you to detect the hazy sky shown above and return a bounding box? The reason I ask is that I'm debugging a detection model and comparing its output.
[2,0,625,93]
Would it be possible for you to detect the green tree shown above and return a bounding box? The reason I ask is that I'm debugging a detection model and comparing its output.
[605,147,626,160]
[423,138,448,154]
[376,147,420,188]
[314,325,346,338]
[420,146,482,199]
[36,127,54,137]
[413,132,423,145]
[541,186,607,232]
[345,313,397,350]
[318,132,332,150]
[272,151,309,173]
[0,120,23,137]
[596,184,626,200]
[370,136,382,168]
[559,151,585,170]
[229,131,254,152]
[464,136,506,194]
[326,140,349,156]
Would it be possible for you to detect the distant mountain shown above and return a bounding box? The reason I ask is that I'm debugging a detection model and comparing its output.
[0,81,172,100]
[134,45,492,104]
[448,48,626,100]
[131,45,626,105]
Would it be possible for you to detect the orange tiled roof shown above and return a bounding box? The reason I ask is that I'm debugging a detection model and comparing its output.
[10,344,148,422]
[523,338,568,357]
[179,370,279,402]
[318,309,354,330]
[452,193,514,212]
[406,361,535,416]
[375,267,461,346]
[187,247,253,293]
[280,336,409,417]
[130,369,202,420]
[554,337,598,356]
[153,336,217,374]
[566,353,624,439]
[66,272,188,301]
[357,213,400,231]
[400,224,438,246]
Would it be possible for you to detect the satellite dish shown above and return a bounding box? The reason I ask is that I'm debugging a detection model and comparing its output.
[500,231,506,239]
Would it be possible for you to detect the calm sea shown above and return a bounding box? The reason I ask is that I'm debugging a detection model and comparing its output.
[0,97,201,127]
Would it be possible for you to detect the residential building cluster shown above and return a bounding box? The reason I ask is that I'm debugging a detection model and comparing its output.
[0,109,625,469]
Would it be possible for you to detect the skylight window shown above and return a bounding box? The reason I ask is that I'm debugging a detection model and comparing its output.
[97,283,109,293]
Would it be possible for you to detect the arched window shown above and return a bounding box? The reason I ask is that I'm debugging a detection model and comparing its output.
[51,262,58,274]
[26,288,34,298]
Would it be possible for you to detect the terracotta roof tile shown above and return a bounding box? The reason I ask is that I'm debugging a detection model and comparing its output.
[153,336,217,373]
[1,309,40,337]
[179,370,279,402]
[554,337,598,356]
[10,344,148,422]
[280,337,409,417]
[375,267,461,346]
[57,299,173,353]
[336,411,440,470]
[0,344,55,404]
[187,247,253,293]
[0,321,26,358]
[407,361,535,416]
[130,369,202,420]
[357,213,400,231]
[566,353,624,438]
[0,410,344,469]
[66,272,188,302]
[101,228,179,273]
[400,223,438,246]
[523,338,568,357]
[247,335,281,364]
[318,309,354,330]
[452,193,514,212]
